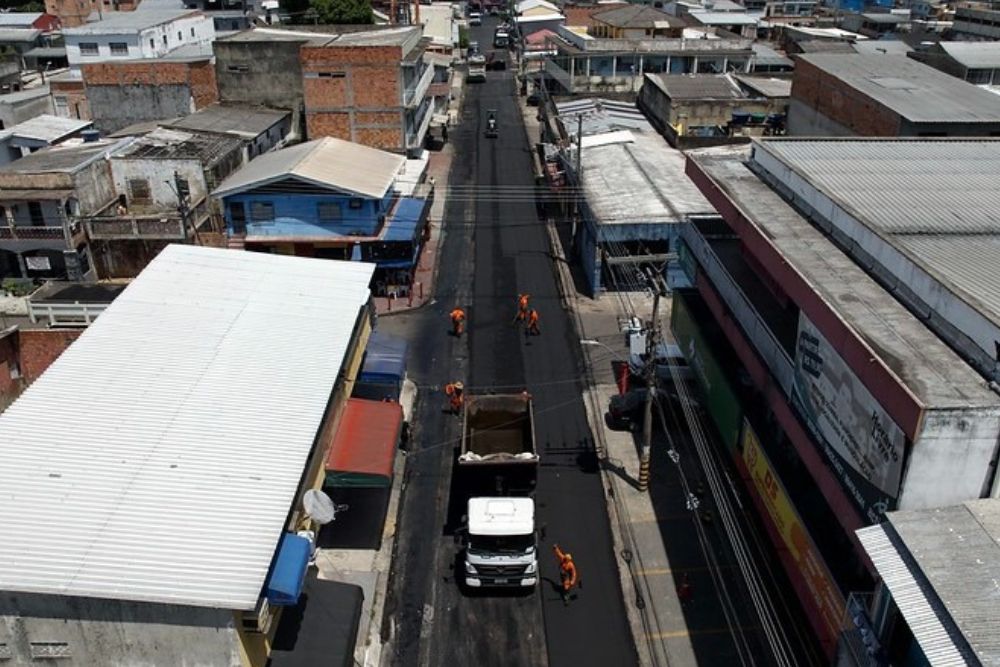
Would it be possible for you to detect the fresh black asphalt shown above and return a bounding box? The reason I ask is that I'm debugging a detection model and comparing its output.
[382,17,638,667]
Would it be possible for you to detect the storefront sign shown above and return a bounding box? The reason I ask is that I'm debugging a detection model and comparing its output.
[742,423,845,642]
[791,315,906,522]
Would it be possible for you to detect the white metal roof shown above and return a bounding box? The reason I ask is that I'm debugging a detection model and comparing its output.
[468,498,535,536]
[0,245,374,611]
[212,137,406,200]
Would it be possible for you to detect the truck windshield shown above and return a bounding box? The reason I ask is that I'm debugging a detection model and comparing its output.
[469,533,534,553]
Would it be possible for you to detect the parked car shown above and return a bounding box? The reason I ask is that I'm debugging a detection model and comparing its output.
[469,11,482,25]
[607,389,649,431]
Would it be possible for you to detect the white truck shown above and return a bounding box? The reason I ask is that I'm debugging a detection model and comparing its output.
[458,393,539,588]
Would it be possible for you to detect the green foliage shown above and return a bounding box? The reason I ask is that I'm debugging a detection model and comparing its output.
[292,0,373,24]
[0,0,43,10]
[459,25,469,49]
[1,279,34,297]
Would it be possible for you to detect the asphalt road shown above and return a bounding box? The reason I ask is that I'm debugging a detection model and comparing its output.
[382,18,637,667]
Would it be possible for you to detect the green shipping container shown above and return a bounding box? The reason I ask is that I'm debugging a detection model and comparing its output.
[670,291,743,452]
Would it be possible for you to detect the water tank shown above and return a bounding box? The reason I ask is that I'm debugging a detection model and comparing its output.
[81,129,100,143]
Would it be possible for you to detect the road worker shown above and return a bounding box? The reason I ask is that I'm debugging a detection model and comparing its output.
[450,307,466,337]
[526,308,540,336]
[513,293,531,323]
[553,544,578,605]
[444,381,465,415]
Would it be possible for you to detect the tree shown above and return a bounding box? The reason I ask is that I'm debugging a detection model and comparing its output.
[307,0,373,24]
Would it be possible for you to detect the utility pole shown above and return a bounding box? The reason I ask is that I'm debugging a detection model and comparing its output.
[638,268,664,492]
[570,113,582,254]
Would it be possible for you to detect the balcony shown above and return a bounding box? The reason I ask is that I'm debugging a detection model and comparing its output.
[84,198,211,241]
[0,220,85,247]
[403,63,434,108]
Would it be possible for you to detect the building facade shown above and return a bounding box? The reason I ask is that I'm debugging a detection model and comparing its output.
[678,138,1000,656]
[788,53,1000,136]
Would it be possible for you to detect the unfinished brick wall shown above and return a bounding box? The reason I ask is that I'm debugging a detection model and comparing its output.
[189,59,220,110]
[300,44,405,149]
[790,58,901,136]
[50,77,91,120]
[18,329,82,383]
[0,329,17,396]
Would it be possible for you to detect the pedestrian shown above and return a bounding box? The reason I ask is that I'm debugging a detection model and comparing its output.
[513,293,530,324]
[444,381,465,415]
[677,573,693,606]
[450,307,466,337]
[526,308,540,336]
[553,544,578,605]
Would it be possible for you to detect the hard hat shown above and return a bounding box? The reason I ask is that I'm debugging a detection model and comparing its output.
[454,381,464,390]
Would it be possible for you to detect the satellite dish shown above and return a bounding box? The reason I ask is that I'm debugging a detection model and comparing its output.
[303,489,336,525]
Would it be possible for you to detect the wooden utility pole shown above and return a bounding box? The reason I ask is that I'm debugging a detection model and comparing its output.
[638,268,666,492]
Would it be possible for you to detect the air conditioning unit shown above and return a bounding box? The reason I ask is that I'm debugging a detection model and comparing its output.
[241,597,272,634]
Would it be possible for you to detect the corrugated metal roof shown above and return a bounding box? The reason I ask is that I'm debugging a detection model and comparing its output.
[734,75,792,98]
[857,523,973,667]
[324,398,402,483]
[938,41,1000,69]
[0,12,43,26]
[0,27,40,41]
[757,139,1000,235]
[860,500,1000,665]
[213,137,405,200]
[555,98,653,137]
[751,42,793,67]
[8,113,91,142]
[0,245,374,610]
[166,104,289,140]
[645,73,745,100]
[798,54,1000,123]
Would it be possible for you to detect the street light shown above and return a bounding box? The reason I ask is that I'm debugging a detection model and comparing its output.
[579,338,619,358]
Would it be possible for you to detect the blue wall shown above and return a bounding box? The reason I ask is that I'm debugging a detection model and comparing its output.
[224,189,394,238]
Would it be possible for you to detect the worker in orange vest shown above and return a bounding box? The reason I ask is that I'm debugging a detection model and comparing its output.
[444,381,465,415]
[450,307,466,337]
[513,293,531,323]
[526,308,540,336]
[553,544,579,605]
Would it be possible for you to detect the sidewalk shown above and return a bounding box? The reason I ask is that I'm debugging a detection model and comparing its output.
[519,94,701,667]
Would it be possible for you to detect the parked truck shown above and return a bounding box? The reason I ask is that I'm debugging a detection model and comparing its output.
[458,393,539,588]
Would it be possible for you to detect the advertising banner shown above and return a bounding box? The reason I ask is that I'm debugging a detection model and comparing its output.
[742,423,845,644]
[790,314,906,522]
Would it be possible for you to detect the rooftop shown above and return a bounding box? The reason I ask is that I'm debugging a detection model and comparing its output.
[798,53,1000,123]
[555,97,653,137]
[165,104,290,140]
[113,127,243,167]
[217,26,337,44]
[0,138,122,174]
[755,138,1000,332]
[690,141,1000,407]
[751,42,793,67]
[213,136,406,200]
[0,85,50,106]
[591,4,685,28]
[936,41,1000,69]
[0,28,41,42]
[581,132,714,225]
[0,12,43,26]
[860,11,910,23]
[6,113,91,143]
[0,245,374,611]
[218,25,421,49]
[851,39,913,56]
[63,9,202,34]
[645,72,745,100]
[857,499,1000,665]
[734,74,792,97]
[687,11,759,25]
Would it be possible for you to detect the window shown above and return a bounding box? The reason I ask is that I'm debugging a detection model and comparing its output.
[348,198,364,209]
[162,35,168,46]
[250,201,275,222]
[28,201,44,226]
[227,64,249,73]
[53,95,69,117]
[110,42,128,55]
[178,31,183,41]
[128,178,151,203]
[174,176,190,201]
[149,38,155,49]
[967,68,992,84]
[79,42,99,55]
[191,27,195,36]
[318,202,342,222]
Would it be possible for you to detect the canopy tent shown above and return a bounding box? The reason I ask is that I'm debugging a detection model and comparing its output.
[325,398,403,488]
[265,533,311,606]
[358,331,408,387]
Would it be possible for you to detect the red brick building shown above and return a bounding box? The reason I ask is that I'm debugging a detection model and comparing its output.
[44,0,138,29]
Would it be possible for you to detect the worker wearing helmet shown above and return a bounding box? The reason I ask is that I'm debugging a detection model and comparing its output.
[444,381,465,415]
[450,307,466,337]
[553,544,578,605]
[526,308,540,337]
[513,293,531,323]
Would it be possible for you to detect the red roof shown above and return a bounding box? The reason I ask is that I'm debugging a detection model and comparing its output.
[325,398,403,481]
[525,28,557,45]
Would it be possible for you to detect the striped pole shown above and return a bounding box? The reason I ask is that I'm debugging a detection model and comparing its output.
[638,453,650,493]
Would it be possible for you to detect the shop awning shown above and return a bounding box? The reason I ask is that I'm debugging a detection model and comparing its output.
[358,331,408,386]
[265,533,311,606]
[382,197,426,242]
[325,398,403,488]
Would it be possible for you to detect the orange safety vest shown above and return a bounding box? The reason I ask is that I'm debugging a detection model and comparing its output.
[451,309,465,322]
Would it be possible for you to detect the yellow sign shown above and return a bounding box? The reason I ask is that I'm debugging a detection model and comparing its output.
[742,423,845,641]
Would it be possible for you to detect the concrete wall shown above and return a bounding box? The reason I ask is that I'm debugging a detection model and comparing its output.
[111,157,208,210]
[92,238,170,278]
[0,592,241,666]
[789,57,900,136]
[214,40,305,112]
[900,409,1000,509]
[72,156,117,214]
[50,77,91,120]
[82,60,218,134]
[0,93,54,130]
[65,14,215,69]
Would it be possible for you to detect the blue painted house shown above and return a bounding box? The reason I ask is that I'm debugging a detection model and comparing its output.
[213,137,432,284]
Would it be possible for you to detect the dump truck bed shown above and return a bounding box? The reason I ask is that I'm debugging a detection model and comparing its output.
[459,394,537,464]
